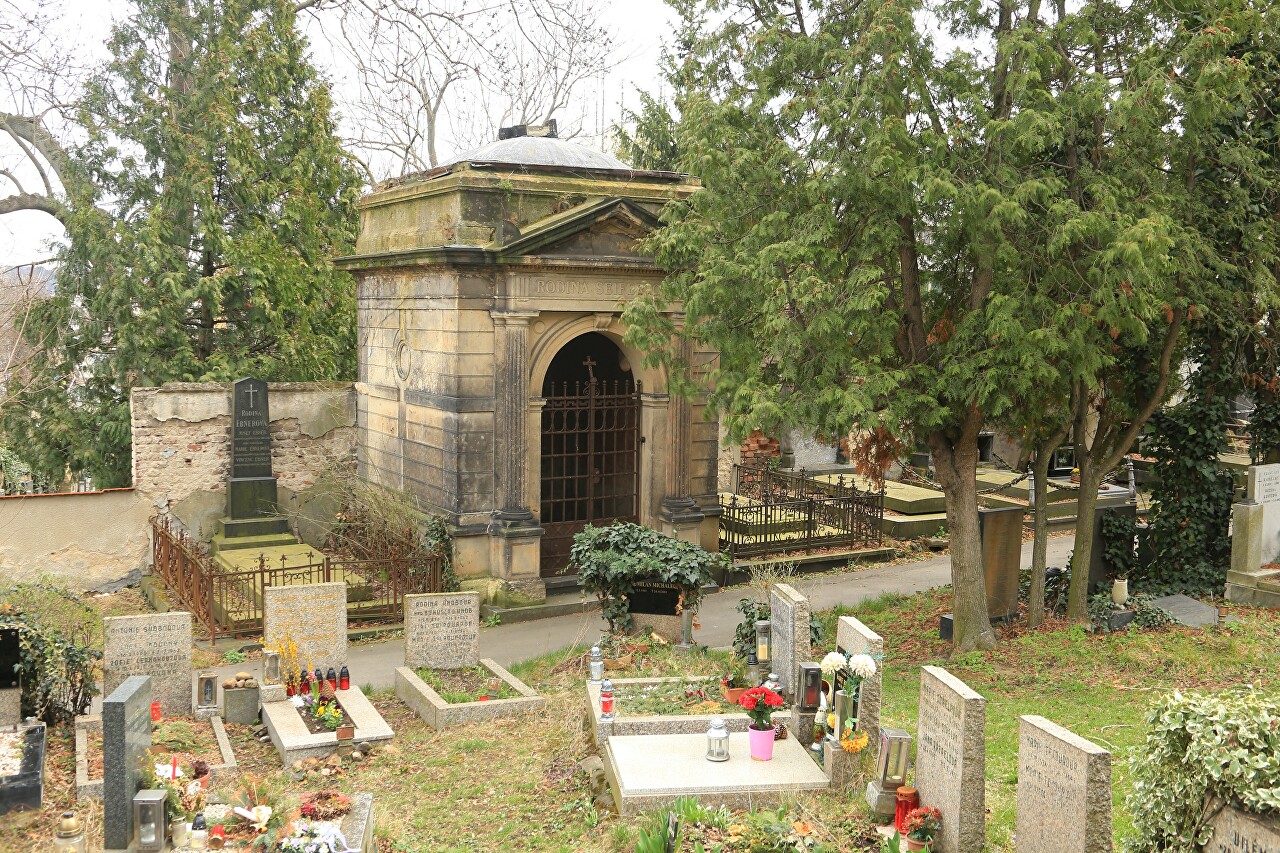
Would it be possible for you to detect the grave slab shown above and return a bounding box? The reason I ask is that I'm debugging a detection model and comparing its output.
[915,666,986,853]
[264,581,348,668]
[102,675,151,851]
[0,722,44,815]
[836,615,884,759]
[1016,715,1111,853]
[1201,803,1280,853]
[404,591,480,670]
[102,612,192,716]
[769,583,810,698]
[604,731,829,816]
[396,660,544,729]
[1148,594,1220,628]
[261,687,392,765]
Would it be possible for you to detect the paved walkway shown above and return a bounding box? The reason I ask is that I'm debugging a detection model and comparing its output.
[201,536,1075,692]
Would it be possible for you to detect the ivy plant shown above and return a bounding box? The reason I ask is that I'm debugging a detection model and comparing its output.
[0,582,102,724]
[568,523,727,634]
[1128,688,1280,851]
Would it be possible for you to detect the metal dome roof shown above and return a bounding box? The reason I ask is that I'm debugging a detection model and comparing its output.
[446,135,633,172]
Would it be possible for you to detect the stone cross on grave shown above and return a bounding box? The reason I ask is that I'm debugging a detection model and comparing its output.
[583,356,597,383]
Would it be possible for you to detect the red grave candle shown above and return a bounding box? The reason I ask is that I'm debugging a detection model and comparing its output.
[894,786,919,833]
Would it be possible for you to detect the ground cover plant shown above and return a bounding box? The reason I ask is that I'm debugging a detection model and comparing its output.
[414,666,520,704]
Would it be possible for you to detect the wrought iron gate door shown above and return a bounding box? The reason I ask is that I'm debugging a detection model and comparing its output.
[540,379,642,576]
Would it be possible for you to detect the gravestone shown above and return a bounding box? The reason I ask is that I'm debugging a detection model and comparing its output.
[629,580,686,642]
[980,506,1025,618]
[1227,464,1280,607]
[404,591,480,670]
[0,627,18,727]
[1016,715,1112,853]
[1202,803,1280,853]
[835,615,883,755]
[1087,504,1137,592]
[229,377,274,517]
[264,581,347,668]
[915,666,986,853]
[769,583,810,698]
[102,675,152,851]
[103,612,192,716]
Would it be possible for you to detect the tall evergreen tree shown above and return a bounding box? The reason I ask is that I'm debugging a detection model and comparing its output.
[6,0,361,485]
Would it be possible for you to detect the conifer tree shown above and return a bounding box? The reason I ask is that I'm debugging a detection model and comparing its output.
[7,0,360,485]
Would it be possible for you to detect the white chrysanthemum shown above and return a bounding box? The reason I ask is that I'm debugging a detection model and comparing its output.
[848,653,877,679]
[819,651,847,675]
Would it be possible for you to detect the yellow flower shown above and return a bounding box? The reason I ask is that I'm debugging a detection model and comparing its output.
[840,730,870,754]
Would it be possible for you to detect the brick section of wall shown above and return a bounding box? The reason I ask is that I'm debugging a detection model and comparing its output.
[740,430,780,467]
[130,382,357,508]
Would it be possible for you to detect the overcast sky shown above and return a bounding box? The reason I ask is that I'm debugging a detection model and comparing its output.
[0,0,677,267]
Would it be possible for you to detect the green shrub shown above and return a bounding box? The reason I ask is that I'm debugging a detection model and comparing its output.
[0,581,101,724]
[569,523,727,634]
[1127,688,1280,851]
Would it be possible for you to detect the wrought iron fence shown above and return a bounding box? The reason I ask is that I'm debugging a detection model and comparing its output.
[719,464,884,559]
[151,516,445,643]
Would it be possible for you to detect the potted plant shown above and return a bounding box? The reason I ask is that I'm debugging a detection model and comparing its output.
[738,685,785,761]
[903,806,942,851]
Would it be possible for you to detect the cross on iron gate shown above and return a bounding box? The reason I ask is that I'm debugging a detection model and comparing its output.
[582,356,597,383]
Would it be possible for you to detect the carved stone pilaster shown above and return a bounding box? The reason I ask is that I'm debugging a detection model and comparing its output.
[490,310,539,524]
[661,315,703,536]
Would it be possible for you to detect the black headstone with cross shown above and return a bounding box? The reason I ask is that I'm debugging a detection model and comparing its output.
[223,378,289,536]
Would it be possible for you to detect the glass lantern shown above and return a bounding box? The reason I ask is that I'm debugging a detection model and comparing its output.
[744,652,762,686]
[877,728,913,788]
[832,689,855,741]
[263,650,281,685]
[705,718,730,762]
[53,811,86,853]
[588,646,604,684]
[798,662,822,711]
[754,620,772,664]
[133,788,168,851]
[196,673,218,709]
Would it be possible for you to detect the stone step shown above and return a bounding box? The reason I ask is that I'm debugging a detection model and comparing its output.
[211,531,299,554]
[217,515,290,539]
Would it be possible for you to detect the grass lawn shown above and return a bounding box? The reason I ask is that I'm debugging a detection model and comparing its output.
[1,587,1275,852]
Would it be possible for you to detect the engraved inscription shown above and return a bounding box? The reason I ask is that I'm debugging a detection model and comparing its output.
[231,377,272,479]
[405,592,480,670]
[1252,464,1280,505]
[103,613,191,715]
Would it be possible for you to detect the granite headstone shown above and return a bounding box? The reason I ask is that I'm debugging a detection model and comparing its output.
[102,675,152,851]
[228,377,277,518]
[836,614,884,755]
[103,612,192,716]
[263,581,347,668]
[404,591,480,670]
[769,583,810,698]
[915,666,986,853]
[1201,803,1280,853]
[1016,715,1112,853]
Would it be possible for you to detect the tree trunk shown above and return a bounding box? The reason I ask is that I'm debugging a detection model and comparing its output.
[1028,444,1055,628]
[1067,463,1101,620]
[930,434,996,652]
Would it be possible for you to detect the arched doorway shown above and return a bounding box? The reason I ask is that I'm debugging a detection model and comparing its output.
[539,332,642,576]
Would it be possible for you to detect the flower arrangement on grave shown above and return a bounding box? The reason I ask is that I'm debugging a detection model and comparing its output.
[739,685,785,762]
[738,685,785,729]
[277,821,359,853]
[221,774,287,846]
[275,636,301,696]
[139,751,207,820]
[903,806,942,847]
[311,699,344,731]
[840,727,870,754]
[299,790,351,821]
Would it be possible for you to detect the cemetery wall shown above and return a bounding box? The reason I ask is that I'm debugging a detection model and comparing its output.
[130,382,358,536]
[0,487,150,588]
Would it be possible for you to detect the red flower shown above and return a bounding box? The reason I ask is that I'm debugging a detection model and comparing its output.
[740,694,758,710]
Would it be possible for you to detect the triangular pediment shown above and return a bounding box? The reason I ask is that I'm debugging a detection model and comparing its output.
[496,198,661,260]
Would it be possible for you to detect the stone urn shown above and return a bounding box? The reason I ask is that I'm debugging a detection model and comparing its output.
[1112,578,1129,607]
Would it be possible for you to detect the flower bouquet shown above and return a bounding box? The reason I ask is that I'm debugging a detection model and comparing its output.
[738,685,784,761]
[903,806,942,851]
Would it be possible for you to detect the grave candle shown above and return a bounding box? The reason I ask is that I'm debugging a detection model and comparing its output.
[894,787,918,833]
[588,646,604,684]
[705,718,730,762]
[326,667,338,692]
[339,665,350,691]
[599,678,615,722]
[133,789,168,852]
[744,652,762,686]
[53,812,86,853]
[754,621,772,663]
[189,812,208,849]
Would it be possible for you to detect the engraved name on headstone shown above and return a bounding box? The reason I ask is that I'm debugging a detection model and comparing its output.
[769,583,810,697]
[231,377,272,479]
[103,612,192,716]
[264,582,347,667]
[404,591,480,670]
[1016,715,1112,853]
[102,675,152,851]
[836,615,884,756]
[1247,463,1280,565]
[1202,804,1280,853]
[915,666,986,853]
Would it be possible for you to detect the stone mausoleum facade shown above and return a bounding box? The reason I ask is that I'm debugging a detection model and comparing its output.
[335,126,719,599]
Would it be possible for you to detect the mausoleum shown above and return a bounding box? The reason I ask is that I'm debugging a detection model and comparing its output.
[335,124,719,599]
